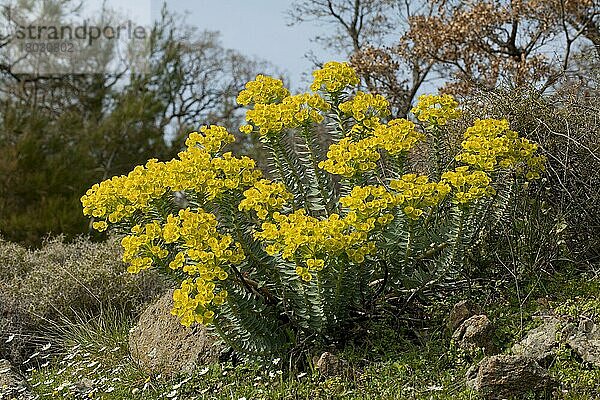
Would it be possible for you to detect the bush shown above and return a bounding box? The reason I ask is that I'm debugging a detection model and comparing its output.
[461,85,600,268]
[81,62,545,358]
[0,236,168,362]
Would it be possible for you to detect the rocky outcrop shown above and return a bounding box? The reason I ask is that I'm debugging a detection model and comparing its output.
[128,290,224,377]
[466,355,556,399]
[467,313,600,398]
[511,317,562,365]
[510,316,600,368]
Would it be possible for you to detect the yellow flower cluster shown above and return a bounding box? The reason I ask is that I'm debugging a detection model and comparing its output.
[255,210,376,280]
[205,152,263,195]
[118,207,243,326]
[310,61,360,93]
[237,74,290,105]
[238,179,293,219]
[171,279,228,327]
[523,155,546,180]
[339,91,390,133]
[390,174,451,219]
[411,94,461,126]
[81,160,167,223]
[318,137,381,177]
[243,93,330,136]
[92,221,108,231]
[186,125,235,154]
[121,208,244,275]
[257,180,449,277]
[455,118,545,179]
[339,185,398,226]
[174,208,245,269]
[441,166,496,204]
[372,119,424,156]
[81,129,262,224]
[319,118,424,178]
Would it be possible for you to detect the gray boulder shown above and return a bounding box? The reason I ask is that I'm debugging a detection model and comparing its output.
[511,317,562,365]
[128,289,224,377]
[566,318,600,367]
[466,355,556,399]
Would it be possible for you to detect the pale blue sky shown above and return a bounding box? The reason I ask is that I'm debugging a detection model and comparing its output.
[96,0,340,89]
[156,0,340,89]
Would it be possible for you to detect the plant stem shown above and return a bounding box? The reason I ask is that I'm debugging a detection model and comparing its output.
[301,124,332,215]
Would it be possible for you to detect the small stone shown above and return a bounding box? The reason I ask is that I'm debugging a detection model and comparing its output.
[452,315,497,355]
[74,377,95,393]
[566,318,600,367]
[448,300,482,333]
[314,352,345,377]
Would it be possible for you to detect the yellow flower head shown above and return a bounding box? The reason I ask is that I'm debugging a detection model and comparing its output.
[245,93,330,136]
[339,91,390,124]
[185,125,235,154]
[441,166,495,205]
[238,179,293,219]
[389,174,450,219]
[319,137,380,178]
[310,61,360,93]
[456,118,545,178]
[373,119,424,156]
[411,94,461,126]
[237,74,290,105]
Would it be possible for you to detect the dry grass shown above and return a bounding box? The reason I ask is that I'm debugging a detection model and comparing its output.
[0,236,169,363]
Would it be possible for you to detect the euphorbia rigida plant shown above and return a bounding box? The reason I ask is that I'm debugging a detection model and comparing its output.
[82,62,545,357]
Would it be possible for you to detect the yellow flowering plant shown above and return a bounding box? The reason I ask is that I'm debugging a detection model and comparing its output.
[82,62,545,357]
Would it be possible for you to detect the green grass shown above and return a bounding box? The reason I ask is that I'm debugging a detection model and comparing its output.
[26,307,482,400]
[17,270,600,399]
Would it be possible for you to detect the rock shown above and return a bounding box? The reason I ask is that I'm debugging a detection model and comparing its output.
[74,377,95,394]
[512,317,561,365]
[0,358,31,398]
[448,300,482,333]
[0,359,24,387]
[566,318,600,367]
[129,290,224,377]
[452,314,497,354]
[467,355,556,399]
[314,352,345,377]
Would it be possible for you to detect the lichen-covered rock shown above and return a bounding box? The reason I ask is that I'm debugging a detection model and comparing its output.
[128,290,224,377]
[566,318,600,367]
[452,314,497,354]
[512,317,561,365]
[447,300,482,333]
[466,355,556,399]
